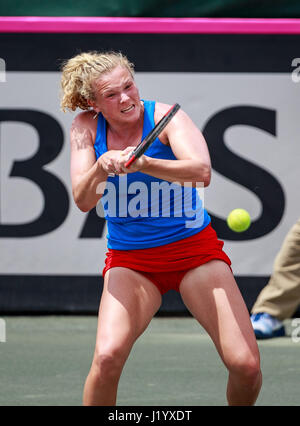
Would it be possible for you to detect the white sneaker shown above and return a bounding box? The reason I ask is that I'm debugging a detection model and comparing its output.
[250,312,285,339]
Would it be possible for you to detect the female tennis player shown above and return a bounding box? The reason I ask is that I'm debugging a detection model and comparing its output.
[60,51,262,406]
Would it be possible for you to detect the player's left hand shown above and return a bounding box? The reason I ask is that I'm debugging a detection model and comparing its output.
[117,146,149,174]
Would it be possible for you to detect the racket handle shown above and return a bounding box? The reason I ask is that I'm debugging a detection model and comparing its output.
[124,155,136,168]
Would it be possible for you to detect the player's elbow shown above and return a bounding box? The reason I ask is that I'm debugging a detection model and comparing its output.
[77,203,91,213]
[72,188,94,213]
[202,164,211,187]
[74,196,90,213]
[194,162,211,187]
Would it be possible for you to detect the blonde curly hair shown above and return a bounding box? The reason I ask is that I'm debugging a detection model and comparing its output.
[60,51,135,112]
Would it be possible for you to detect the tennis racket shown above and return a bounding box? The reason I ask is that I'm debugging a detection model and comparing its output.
[124,103,181,168]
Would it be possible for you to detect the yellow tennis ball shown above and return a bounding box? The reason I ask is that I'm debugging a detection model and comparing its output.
[227,209,251,232]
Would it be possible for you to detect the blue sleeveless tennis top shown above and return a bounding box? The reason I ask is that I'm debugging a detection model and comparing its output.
[93,100,210,250]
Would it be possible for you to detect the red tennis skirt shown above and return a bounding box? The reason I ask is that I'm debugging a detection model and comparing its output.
[102,224,231,295]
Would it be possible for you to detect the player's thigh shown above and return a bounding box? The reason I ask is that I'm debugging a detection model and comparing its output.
[95,267,162,357]
[179,260,260,369]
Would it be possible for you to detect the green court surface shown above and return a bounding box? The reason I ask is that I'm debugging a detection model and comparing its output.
[0,316,299,406]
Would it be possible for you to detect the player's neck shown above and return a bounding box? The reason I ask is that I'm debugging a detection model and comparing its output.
[107,106,144,147]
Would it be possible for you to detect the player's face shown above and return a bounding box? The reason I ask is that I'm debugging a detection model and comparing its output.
[92,66,142,124]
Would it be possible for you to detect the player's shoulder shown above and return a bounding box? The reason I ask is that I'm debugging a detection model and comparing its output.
[154,101,186,125]
[70,110,97,147]
[154,102,172,117]
[71,109,96,129]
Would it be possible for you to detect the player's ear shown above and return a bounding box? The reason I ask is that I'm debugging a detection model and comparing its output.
[87,99,97,111]
[88,100,101,117]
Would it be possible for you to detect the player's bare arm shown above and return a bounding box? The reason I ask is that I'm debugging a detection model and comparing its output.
[137,104,211,186]
[70,112,109,212]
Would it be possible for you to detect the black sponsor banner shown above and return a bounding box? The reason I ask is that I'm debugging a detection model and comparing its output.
[0,275,270,314]
[0,33,299,72]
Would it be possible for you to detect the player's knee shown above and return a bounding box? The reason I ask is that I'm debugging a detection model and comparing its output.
[93,347,126,381]
[228,353,261,385]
